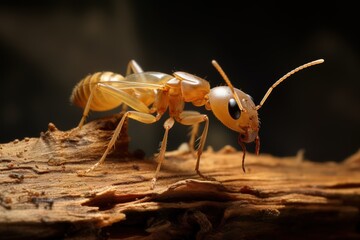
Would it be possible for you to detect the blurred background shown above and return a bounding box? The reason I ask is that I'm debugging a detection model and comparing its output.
[0,1,359,162]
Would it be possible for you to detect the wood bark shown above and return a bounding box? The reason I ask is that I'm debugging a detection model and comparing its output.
[0,114,359,240]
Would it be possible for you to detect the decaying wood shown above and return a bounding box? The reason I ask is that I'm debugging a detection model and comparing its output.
[0,114,359,240]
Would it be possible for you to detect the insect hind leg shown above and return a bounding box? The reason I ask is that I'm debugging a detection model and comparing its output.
[77,84,100,129]
[78,110,158,176]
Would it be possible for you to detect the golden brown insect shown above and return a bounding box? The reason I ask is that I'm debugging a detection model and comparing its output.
[71,59,324,188]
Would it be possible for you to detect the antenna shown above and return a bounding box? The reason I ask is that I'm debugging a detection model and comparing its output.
[212,60,246,112]
[256,59,324,110]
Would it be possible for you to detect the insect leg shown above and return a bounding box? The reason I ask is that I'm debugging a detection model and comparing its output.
[188,123,199,156]
[151,117,175,189]
[78,85,157,175]
[178,112,214,181]
[126,60,144,75]
[180,111,201,156]
[122,60,145,113]
[121,60,146,112]
[79,111,159,175]
[77,84,99,128]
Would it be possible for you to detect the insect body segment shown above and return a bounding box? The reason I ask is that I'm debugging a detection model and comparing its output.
[71,72,126,112]
[71,59,324,188]
[208,87,259,137]
[207,83,260,172]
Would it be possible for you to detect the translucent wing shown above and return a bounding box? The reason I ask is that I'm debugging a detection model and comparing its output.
[98,80,165,90]
[97,84,151,113]
[124,72,174,84]
[83,71,172,89]
[95,72,174,113]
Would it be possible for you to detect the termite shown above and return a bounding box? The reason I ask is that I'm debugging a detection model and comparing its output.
[71,58,324,188]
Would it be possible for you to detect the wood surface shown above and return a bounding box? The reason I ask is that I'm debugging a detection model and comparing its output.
[0,114,359,240]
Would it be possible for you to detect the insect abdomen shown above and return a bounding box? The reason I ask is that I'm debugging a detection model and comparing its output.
[70,72,125,111]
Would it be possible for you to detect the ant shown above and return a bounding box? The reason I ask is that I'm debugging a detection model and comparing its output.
[71,58,324,188]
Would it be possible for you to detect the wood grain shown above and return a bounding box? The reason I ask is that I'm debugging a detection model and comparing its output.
[1,114,359,240]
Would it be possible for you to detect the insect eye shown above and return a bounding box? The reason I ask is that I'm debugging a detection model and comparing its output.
[228,98,241,119]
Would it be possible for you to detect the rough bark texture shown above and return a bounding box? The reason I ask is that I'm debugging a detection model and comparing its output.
[0,114,359,240]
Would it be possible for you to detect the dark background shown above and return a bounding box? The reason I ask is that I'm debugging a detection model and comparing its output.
[0,1,359,162]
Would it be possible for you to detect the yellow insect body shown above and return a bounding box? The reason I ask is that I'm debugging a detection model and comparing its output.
[71,59,324,188]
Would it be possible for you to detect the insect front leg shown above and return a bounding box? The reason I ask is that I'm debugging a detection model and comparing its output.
[178,112,215,181]
[78,111,159,176]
